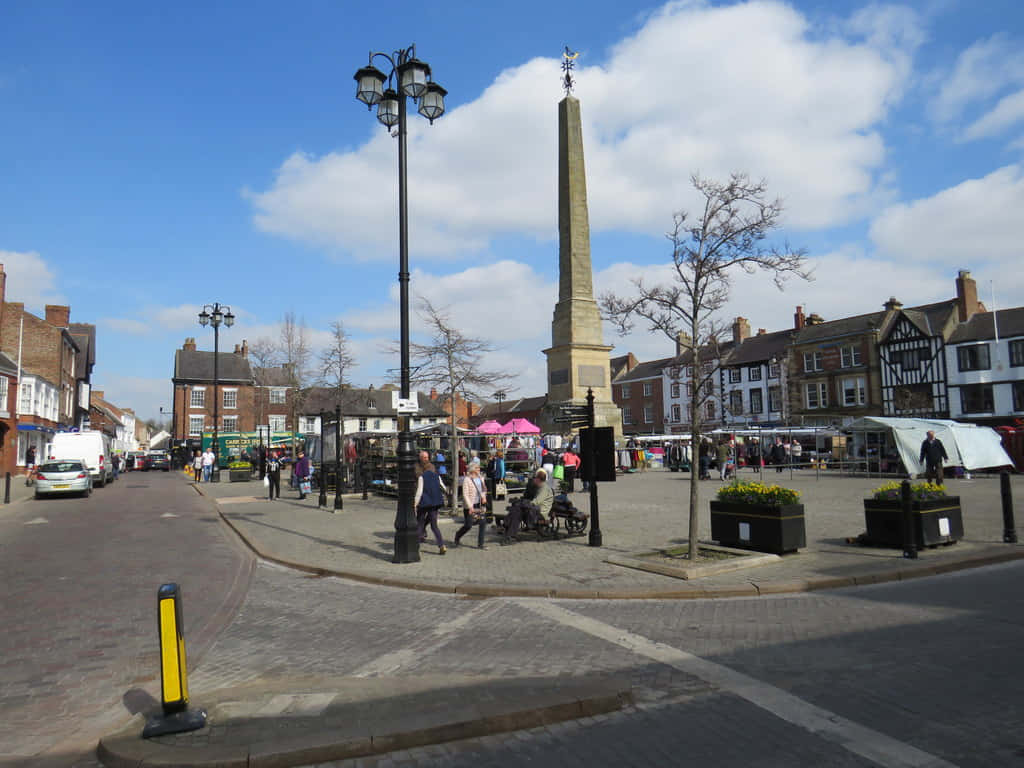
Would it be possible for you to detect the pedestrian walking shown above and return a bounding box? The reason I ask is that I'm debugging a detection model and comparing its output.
[415,460,447,554]
[454,463,488,549]
[716,440,731,481]
[25,445,36,485]
[192,450,203,482]
[294,451,311,499]
[919,430,949,485]
[266,450,282,500]
[485,450,505,511]
[791,439,803,469]
[201,447,215,482]
[771,437,787,473]
[562,446,580,492]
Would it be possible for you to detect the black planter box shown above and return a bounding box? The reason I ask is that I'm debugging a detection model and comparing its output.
[710,500,806,554]
[228,469,251,483]
[862,496,963,549]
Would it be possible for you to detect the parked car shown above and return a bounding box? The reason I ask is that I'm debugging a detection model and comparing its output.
[148,451,170,471]
[135,453,151,471]
[49,431,113,487]
[126,451,146,471]
[35,460,92,499]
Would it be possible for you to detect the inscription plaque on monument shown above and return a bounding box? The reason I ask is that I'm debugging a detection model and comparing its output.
[577,365,605,387]
[550,369,569,386]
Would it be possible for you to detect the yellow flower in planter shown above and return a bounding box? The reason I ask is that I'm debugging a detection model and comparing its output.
[716,480,801,505]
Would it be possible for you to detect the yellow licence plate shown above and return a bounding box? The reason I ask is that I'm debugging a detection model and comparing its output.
[53,484,71,489]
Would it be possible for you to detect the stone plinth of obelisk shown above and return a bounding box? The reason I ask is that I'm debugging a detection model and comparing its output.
[540,95,622,439]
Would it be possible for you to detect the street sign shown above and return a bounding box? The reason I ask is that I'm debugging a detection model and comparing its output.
[558,405,589,414]
[391,391,420,414]
[554,416,590,425]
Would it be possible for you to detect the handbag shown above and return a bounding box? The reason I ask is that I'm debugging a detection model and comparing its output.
[494,481,507,499]
[263,474,270,488]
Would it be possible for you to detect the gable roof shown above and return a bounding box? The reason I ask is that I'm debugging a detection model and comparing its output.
[879,299,959,341]
[792,310,886,344]
[254,366,292,387]
[948,307,1024,344]
[725,330,793,366]
[68,323,96,379]
[614,357,673,383]
[173,349,254,383]
[301,386,449,417]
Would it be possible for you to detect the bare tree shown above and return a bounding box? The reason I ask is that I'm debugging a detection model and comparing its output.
[404,297,514,513]
[600,173,810,561]
[279,312,313,452]
[318,320,358,475]
[247,336,280,432]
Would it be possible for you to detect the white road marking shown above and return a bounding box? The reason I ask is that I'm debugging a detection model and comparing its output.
[354,600,500,678]
[516,599,958,768]
[24,517,49,525]
[215,692,337,720]
[160,513,178,518]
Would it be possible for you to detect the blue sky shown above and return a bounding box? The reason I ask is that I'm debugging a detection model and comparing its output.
[2,0,1024,420]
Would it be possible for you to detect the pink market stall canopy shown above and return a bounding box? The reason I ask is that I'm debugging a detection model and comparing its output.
[476,420,504,434]
[498,418,541,435]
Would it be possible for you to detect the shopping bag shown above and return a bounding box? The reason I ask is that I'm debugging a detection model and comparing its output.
[300,480,311,495]
[494,481,507,499]
[553,464,565,480]
[263,474,270,488]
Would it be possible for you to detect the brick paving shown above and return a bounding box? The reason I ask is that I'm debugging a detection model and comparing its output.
[149,558,1024,767]
[0,472,252,764]
[201,468,1024,594]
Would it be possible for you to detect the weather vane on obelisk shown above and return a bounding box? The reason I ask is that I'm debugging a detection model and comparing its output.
[562,46,579,94]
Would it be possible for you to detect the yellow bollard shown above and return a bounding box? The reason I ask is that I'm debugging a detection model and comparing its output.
[142,583,207,738]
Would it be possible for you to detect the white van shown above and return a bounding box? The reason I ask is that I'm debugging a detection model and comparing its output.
[49,431,114,487]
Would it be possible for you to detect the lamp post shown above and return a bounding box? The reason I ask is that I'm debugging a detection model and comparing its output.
[197,303,235,482]
[354,45,446,563]
[493,390,506,416]
[318,411,328,508]
[334,403,343,511]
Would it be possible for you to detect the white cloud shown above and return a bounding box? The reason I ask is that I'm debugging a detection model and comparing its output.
[249,0,916,260]
[869,165,1024,290]
[964,88,1024,140]
[932,34,1024,123]
[100,317,150,334]
[0,250,63,312]
[93,376,171,422]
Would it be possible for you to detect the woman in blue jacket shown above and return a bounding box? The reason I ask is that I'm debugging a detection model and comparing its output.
[415,461,448,554]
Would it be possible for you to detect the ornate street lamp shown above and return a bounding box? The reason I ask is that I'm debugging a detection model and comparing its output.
[353,45,446,563]
[197,302,234,481]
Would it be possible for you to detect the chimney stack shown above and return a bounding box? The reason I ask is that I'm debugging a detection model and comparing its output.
[757,328,766,336]
[241,339,249,358]
[955,270,980,322]
[794,306,805,331]
[884,297,903,311]
[675,331,692,356]
[45,305,71,328]
[732,316,751,346]
[183,337,197,352]
[430,387,438,399]
[233,343,241,354]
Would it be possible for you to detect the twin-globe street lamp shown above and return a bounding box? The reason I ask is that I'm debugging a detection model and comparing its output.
[198,303,235,481]
[354,46,447,564]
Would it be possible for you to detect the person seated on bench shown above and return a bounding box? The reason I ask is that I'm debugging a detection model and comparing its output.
[501,469,554,545]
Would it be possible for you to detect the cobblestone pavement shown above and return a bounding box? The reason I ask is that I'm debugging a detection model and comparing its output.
[0,472,253,765]
[204,469,1024,592]
[178,558,1024,767]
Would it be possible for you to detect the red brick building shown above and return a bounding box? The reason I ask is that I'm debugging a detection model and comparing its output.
[612,357,673,434]
[171,338,292,445]
[0,351,18,477]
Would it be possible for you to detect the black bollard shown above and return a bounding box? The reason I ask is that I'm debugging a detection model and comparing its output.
[901,479,918,559]
[4,472,10,504]
[1001,470,1018,544]
[362,460,369,501]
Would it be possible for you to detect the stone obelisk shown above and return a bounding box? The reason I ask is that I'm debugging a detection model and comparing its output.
[541,88,622,438]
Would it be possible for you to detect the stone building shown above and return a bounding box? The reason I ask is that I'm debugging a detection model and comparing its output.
[612,357,672,434]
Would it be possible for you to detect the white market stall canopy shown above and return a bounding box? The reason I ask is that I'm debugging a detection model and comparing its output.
[843,417,1013,473]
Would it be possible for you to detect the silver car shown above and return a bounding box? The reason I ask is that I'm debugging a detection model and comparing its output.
[35,460,93,499]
